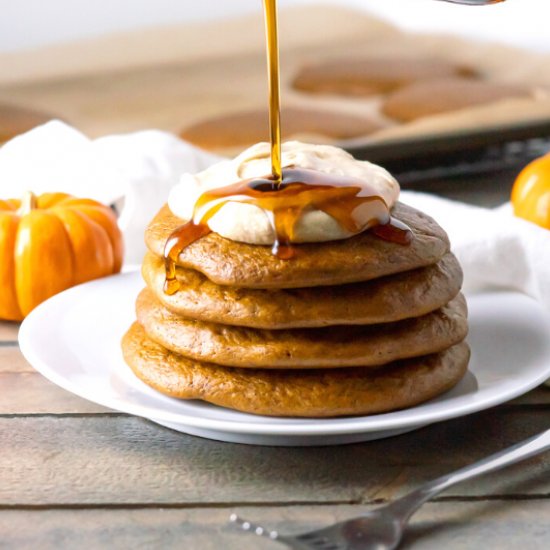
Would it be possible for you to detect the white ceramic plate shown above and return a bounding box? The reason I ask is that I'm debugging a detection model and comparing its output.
[19,271,550,446]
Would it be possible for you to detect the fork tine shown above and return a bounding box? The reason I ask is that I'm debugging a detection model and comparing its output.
[229,513,280,540]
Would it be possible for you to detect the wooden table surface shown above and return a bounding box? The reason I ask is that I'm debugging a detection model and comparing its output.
[1,174,549,549]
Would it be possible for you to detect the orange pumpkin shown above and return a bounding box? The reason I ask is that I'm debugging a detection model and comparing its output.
[0,191,123,321]
[511,153,550,230]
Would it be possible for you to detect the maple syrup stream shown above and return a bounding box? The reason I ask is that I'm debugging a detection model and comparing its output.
[163,0,412,295]
[263,0,283,184]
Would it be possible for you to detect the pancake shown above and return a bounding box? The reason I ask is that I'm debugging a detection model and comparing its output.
[292,57,477,97]
[143,251,463,329]
[122,322,470,417]
[180,107,384,152]
[382,77,531,122]
[136,289,467,369]
[145,202,450,289]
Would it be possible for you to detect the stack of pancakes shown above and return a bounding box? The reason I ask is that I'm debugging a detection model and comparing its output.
[122,202,469,418]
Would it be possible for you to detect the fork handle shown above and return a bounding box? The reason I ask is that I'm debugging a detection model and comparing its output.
[392,428,550,519]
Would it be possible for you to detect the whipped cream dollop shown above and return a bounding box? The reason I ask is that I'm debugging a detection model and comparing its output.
[168,141,400,245]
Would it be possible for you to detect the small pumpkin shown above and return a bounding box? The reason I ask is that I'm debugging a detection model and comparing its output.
[511,153,550,230]
[0,191,123,321]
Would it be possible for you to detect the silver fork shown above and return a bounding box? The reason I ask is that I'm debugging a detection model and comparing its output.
[229,428,550,549]
[437,0,505,5]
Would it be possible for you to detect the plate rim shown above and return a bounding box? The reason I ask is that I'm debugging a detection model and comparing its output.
[18,271,550,437]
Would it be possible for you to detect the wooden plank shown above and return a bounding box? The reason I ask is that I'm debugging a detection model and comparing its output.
[0,347,110,414]
[0,371,111,414]
[1,410,549,506]
[0,322,19,342]
[0,501,548,550]
[0,347,32,373]
[510,385,550,405]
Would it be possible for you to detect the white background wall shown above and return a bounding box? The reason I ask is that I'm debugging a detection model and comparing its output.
[1,0,549,53]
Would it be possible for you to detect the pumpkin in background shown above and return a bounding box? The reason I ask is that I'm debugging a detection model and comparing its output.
[0,192,123,321]
[511,153,550,230]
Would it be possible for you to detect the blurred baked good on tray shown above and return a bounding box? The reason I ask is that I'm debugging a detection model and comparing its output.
[381,77,532,122]
[0,5,549,153]
[291,57,477,96]
[180,106,384,152]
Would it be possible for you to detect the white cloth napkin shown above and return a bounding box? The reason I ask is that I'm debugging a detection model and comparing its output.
[400,191,550,388]
[0,121,221,264]
[401,190,550,308]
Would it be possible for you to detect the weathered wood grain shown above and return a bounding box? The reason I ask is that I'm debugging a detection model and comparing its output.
[510,386,550,405]
[1,410,548,507]
[0,322,19,342]
[0,347,30,373]
[0,372,111,415]
[0,347,110,414]
[0,501,549,550]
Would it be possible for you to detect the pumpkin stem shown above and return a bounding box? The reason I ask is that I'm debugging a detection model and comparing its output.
[18,191,38,216]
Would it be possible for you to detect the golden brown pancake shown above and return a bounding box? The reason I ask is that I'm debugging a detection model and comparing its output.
[136,289,467,369]
[382,77,531,122]
[122,322,470,418]
[292,57,477,97]
[0,103,57,144]
[142,251,463,329]
[180,107,384,152]
[145,202,450,289]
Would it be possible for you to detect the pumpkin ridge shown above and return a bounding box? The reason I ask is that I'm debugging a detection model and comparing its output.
[1,192,123,320]
[0,212,23,320]
[15,210,74,316]
[65,204,123,272]
[51,207,114,284]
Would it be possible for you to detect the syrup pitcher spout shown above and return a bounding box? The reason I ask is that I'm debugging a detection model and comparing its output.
[437,0,505,5]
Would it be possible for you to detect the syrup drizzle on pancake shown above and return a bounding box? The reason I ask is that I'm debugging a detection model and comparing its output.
[163,0,413,295]
[163,168,412,294]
